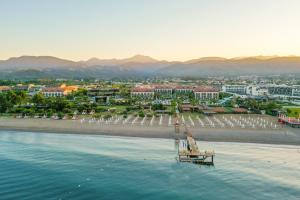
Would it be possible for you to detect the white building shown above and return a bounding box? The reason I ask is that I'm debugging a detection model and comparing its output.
[131,84,219,101]
[154,85,173,98]
[41,87,65,97]
[222,85,247,95]
[131,86,155,99]
[247,85,269,96]
[267,84,293,97]
[224,84,300,98]
[194,87,219,100]
[175,86,194,93]
[154,86,173,94]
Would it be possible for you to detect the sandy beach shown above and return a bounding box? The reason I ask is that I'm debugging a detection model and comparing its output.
[1,117,300,145]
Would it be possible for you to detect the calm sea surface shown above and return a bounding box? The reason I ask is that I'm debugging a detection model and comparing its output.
[0,131,300,200]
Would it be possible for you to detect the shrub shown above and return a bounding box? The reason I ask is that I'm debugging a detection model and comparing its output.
[138,111,145,118]
[146,113,153,118]
[93,113,102,119]
[46,111,53,118]
[57,112,64,119]
[96,106,107,112]
[103,114,112,120]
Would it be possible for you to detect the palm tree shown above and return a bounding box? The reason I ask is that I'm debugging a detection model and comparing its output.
[190,97,198,112]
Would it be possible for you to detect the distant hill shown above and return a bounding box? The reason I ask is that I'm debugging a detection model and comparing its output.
[185,57,227,64]
[0,56,80,70]
[0,55,300,79]
[84,54,160,66]
[159,56,300,77]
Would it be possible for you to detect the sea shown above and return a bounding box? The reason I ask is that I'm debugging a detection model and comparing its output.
[0,131,300,200]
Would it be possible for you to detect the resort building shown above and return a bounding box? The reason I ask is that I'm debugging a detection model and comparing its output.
[60,84,78,94]
[247,85,269,96]
[222,85,247,95]
[267,84,293,97]
[0,86,11,93]
[223,83,300,99]
[131,86,155,99]
[131,84,219,101]
[292,85,300,97]
[194,87,219,100]
[223,84,300,99]
[175,86,194,93]
[28,85,45,96]
[154,85,173,94]
[41,84,78,97]
[154,85,173,99]
[41,87,65,97]
[14,85,30,92]
[87,87,119,103]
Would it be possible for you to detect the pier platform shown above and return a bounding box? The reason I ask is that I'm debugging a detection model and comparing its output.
[176,122,215,165]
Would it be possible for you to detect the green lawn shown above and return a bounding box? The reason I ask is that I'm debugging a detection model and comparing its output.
[286,107,300,118]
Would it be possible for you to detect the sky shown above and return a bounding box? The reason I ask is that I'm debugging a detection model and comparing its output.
[1,0,300,61]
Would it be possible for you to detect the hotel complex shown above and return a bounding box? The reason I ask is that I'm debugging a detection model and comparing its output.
[222,84,300,98]
[131,85,219,101]
[41,84,78,97]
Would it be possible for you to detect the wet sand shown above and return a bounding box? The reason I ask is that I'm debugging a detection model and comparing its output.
[1,118,300,145]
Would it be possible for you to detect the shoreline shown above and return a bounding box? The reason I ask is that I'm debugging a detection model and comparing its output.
[1,118,300,146]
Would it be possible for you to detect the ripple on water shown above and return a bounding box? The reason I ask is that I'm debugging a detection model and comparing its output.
[0,131,300,200]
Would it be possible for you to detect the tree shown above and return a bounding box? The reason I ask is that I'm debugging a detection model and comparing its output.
[152,103,164,110]
[74,89,87,97]
[294,111,299,117]
[0,93,10,113]
[6,91,21,105]
[119,86,130,97]
[190,98,198,112]
[32,93,46,105]
[51,97,69,112]
[16,91,27,103]
[219,92,232,100]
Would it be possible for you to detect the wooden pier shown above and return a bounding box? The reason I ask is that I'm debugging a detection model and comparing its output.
[175,115,215,165]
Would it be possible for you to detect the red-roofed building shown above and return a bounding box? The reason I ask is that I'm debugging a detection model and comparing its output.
[41,84,79,97]
[154,85,173,94]
[131,86,155,99]
[212,107,226,113]
[233,108,248,113]
[193,87,219,100]
[0,86,12,93]
[175,85,194,93]
[131,84,219,101]
[60,84,78,94]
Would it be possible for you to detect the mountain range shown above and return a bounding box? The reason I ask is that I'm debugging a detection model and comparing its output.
[0,55,300,79]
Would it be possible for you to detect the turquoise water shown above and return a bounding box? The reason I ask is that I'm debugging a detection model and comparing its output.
[0,131,300,200]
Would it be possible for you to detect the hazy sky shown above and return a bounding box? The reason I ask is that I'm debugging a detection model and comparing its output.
[1,0,300,61]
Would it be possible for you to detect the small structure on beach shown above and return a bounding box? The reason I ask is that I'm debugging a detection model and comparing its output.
[278,114,300,128]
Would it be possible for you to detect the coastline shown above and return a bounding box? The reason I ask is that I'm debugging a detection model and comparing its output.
[1,118,300,146]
